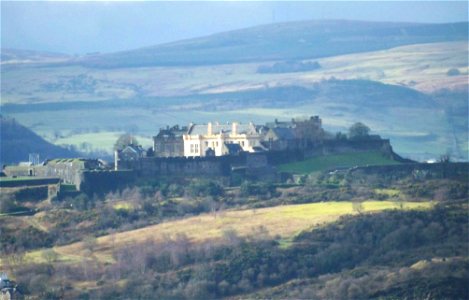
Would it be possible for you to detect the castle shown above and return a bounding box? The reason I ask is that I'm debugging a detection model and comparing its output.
[147,116,324,160]
[2,115,399,197]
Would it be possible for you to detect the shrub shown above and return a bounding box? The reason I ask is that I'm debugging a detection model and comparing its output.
[447,68,461,76]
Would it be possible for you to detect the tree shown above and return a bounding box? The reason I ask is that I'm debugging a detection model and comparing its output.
[348,122,370,140]
[335,132,347,141]
[0,194,17,213]
[114,134,138,151]
[446,68,461,76]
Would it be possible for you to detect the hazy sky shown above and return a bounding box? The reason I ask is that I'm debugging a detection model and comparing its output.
[1,1,467,54]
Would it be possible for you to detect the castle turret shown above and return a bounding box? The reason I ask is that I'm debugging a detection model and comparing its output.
[232,122,238,136]
[207,122,213,136]
[114,150,119,171]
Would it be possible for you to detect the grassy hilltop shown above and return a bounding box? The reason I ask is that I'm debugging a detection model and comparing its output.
[77,20,468,68]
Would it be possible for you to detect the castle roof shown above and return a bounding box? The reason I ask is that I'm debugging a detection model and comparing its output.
[155,125,188,139]
[270,127,296,140]
[188,123,257,136]
[223,143,243,155]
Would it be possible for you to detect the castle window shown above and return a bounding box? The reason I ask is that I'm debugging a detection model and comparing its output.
[195,144,199,153]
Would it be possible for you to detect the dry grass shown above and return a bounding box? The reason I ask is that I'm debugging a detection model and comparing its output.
[45,201,431,264]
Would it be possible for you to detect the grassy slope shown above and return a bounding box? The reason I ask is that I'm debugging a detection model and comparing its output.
[79,20,467,68]
[0,116,78,164]
[1,42,466,105]
[15,201,432,265]
[54,132,153,153]
[278,151,401,174]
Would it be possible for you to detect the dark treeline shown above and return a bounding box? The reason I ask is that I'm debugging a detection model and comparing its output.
[257,60,321,74]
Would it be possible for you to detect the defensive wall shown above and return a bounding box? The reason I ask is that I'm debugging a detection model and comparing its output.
[117,152,270,178]
[264,139,398,165]
[348,162,469,179]
[1,138,413,197]
[78,170,136,195]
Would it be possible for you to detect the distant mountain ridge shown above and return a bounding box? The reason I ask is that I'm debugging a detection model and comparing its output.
[0,48,70,65]
[0,116,78,165]
[78,19,468,68]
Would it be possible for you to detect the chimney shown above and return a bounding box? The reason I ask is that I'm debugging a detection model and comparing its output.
[207,122,212,136]
[232,122,238,136]
[114,150,119,171]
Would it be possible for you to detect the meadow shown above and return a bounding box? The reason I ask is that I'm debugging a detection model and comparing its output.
[53,132,153,153]
[10,200,432,266]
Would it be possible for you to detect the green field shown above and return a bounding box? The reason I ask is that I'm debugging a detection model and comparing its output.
[53,131,153,153]
[278,151,401,174]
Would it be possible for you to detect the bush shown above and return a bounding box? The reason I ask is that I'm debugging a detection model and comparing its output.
[446,68,461,76]
[257,61,321,74]
[0,193,18,213]
[240,182,277,198]
[187,180,224,197]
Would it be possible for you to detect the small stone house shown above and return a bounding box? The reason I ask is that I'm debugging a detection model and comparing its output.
[0,274,22,300]
[153,125,187,157]
[263,127,297,151]
[118,144,146,161]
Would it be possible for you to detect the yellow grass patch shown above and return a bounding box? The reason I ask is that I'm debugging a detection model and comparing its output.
[53,201,431,263]
[1,201,432,267]
[113,202,134,211]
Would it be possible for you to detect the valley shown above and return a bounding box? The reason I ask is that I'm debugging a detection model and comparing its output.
[2,40,467,161]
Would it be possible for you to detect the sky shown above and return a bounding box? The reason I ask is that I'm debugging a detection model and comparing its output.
[1,1,468,55]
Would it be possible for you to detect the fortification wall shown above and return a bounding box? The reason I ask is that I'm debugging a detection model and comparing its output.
[0,177,60,188]
[118,155,251,177]
[349,162,468,179]
[35,164,82,186]
[78,170,136,195]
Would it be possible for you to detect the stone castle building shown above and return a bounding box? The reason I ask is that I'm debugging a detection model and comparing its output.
[263,116,325,150]
[144,116,325,159]
[152,125,186,157]
[183,122,263,157]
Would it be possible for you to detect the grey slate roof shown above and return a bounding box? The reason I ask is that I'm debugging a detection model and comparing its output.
[223,143,243,155]
[189,123,257,135]
[155,126,187,138]
[271,127,296,140]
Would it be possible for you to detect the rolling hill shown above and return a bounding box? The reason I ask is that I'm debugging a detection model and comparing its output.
[0,48,70,65]
[78,20,468,68]
[1,20,467,160]
[0,116,79,165]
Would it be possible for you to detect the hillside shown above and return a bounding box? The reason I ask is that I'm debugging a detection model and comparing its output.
[1,157,466,299]
[3,78,463,160]
[78,20,468,68]
[0,48,70,65]
[0,116,78,164]
[2,41,467,106]
[1,21,467,160]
